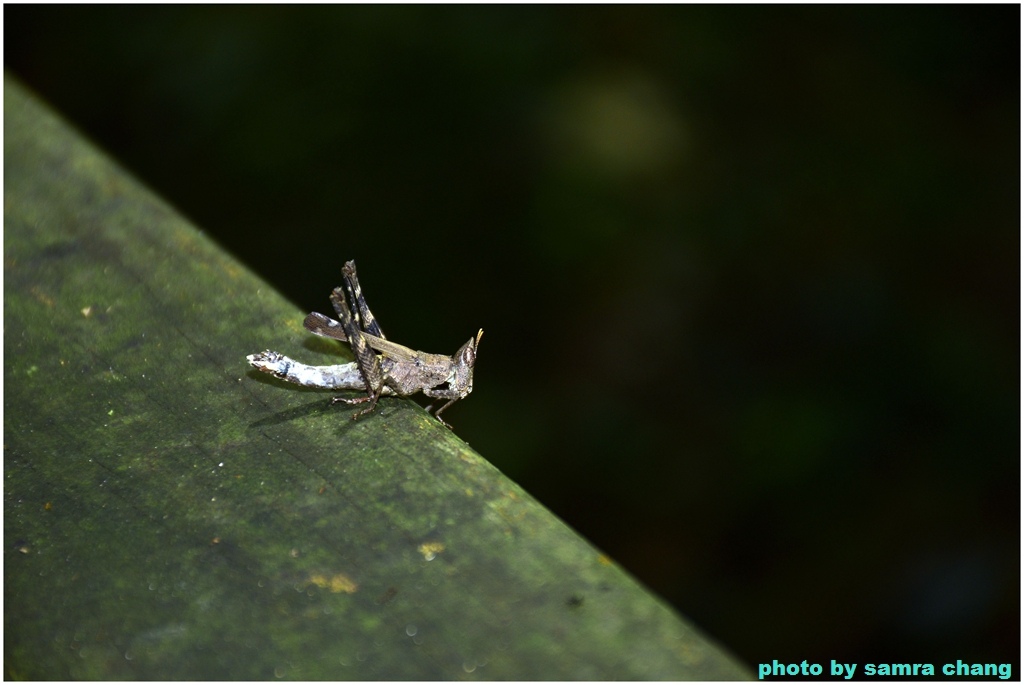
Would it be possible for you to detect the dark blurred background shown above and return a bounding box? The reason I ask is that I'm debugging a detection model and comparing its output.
[6,5,1018,670]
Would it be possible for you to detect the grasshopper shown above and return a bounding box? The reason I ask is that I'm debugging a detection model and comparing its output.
[247,260,482,427]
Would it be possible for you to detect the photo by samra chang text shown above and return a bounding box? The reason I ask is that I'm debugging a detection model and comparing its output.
[758,659,1013,680]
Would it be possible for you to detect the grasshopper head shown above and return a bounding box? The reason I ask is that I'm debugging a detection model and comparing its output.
[451,329,483,398]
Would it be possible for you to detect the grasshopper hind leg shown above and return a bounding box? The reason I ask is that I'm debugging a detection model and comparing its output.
[332,269,388,419]
[341,260,385,340]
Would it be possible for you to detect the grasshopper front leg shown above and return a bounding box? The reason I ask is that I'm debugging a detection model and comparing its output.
[424,394,460,429]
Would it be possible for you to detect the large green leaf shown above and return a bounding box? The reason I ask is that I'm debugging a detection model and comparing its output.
[3,73,750,680]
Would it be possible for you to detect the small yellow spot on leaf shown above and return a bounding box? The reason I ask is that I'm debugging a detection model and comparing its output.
[309,572,358,594]
[418,541,446,561]
[30,287,55,307]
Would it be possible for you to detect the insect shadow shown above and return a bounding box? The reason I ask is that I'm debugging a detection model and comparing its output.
[246,379,406,430]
